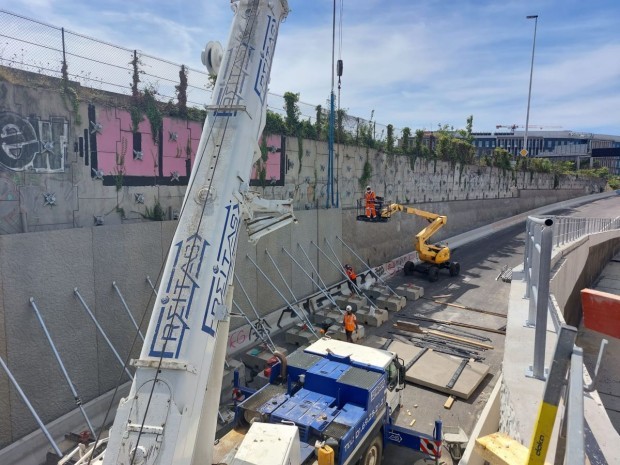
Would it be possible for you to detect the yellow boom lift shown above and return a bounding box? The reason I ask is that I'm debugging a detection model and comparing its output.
[362,202,460,282]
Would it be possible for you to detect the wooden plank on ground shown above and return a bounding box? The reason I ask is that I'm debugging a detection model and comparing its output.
[444,396,455,409]
[394,321,494,349]
[403,315,506,335]
[474,433,529,465]
[423,297,507,318]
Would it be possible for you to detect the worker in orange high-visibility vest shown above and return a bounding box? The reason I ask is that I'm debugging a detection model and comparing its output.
[344,264,357,294]
[365,186,376,219]
[343,305,358,343]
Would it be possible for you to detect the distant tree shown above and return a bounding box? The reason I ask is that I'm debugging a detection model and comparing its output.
[401,127,411,153]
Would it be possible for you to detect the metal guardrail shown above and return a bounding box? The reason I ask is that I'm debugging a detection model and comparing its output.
[522,214,620,464]
[553,216,620,248]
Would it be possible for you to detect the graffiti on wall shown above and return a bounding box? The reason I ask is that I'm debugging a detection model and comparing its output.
[0,173,21,233]
[0,111,67,173]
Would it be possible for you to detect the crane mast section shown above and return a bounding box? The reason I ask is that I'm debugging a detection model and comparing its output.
[102,2,290,465]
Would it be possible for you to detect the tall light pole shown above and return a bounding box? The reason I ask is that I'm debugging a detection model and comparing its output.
[327,0,336,208]
[523,14,538,157]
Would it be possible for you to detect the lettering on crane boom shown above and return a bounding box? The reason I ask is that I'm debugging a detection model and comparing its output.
[203,204,240,336]
[254,14,278,104]
[149,233,209,358]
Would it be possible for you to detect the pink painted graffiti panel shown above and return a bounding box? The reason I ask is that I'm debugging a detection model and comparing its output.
[251,134,282,181]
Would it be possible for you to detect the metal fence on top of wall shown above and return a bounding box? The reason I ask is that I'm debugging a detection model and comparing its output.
[0,9,396,143]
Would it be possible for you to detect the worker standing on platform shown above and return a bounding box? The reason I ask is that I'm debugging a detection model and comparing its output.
[343,305,358,343]
[344,264,357,294]
[365,186,376,219]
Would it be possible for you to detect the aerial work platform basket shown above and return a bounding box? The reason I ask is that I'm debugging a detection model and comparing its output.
[355,196,390,222]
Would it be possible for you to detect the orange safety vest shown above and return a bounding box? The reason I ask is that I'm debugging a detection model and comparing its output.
[343,313,357,331]
[365,190,376,205]
[346,269,357,281]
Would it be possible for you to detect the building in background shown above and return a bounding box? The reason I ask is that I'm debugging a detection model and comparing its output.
[400,130,620,174]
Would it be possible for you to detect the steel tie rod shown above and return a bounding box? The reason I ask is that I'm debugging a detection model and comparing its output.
[245,254,319,338]
[232,301,276,353]
[0,355,63,457]
[30,297,96,437]
[310,241,377,312]
[265,250,298,301]
[112,281,144,342]
[74,288,134,380]
[335,235,400,297]
[281,247,342,312]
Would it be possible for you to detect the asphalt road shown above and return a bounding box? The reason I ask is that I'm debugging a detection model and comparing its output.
[379,222,526,465]
[379,194,620,465]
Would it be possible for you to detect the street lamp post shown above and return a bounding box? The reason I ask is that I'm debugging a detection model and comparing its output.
[523,14,538,157]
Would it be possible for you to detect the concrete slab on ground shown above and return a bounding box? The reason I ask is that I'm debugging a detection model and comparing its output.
[387,340,425,368]
[405,350,490,399]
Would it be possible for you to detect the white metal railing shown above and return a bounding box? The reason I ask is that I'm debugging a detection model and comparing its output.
[552,215,620,248]
[521,214,619,465]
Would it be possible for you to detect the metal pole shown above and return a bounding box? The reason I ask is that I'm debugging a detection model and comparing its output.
[326,237,403,298]
[245,255,319,338]
[29,298,96,437]
[523,15,538,157]
[0,356,63,457]
[310,241,378,311]
[527,325,577,465]
[112,282,144,342]
[565,346,584,465]
[282,247,342,311]
[529,221,553,379]
[146,275,158,295]
[265,250,298,301]
[336,236,399,295]
[231,301,276,353]
[327,0,336,208]
[73,288,133,380]
[298,243,344,295]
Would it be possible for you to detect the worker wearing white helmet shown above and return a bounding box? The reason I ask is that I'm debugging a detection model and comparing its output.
[365,185,377,219]
[343,305,358,343]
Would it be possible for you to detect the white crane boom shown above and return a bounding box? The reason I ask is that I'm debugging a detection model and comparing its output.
[100,1,291,464]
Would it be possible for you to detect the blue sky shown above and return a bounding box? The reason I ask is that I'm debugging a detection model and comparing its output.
[6,0,620,136]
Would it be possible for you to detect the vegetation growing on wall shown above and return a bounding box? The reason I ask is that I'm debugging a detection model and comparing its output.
[175,64,188,119]
[141,200,166,221]
[359,157,372,189]
[113,137,128,192]
[59,55,81,125]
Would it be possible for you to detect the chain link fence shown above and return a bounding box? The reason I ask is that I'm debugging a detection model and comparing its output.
[0,9,396,140]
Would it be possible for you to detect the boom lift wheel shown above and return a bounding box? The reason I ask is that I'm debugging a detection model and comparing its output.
[403,261,416,276]
[428,266,439,282]
[361,434,383,465]
[449,262,460,277]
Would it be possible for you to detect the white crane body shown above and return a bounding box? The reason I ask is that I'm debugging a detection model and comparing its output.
[101,2,291,464]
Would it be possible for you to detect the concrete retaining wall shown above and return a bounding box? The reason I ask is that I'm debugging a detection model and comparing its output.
[0,73,604,238]
[550,234,620,326]
[0,208,343,447]
[0,70,608,450]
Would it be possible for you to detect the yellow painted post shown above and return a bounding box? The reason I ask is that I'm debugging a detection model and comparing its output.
[526,325,577,464]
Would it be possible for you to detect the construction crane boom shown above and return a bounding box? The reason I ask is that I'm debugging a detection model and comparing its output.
[94,2,295,465]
